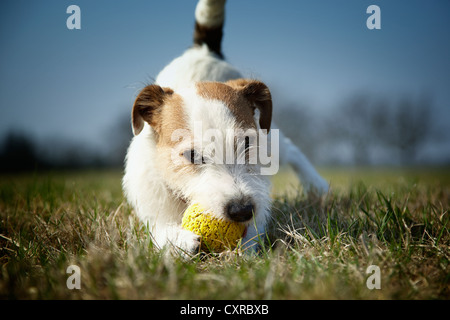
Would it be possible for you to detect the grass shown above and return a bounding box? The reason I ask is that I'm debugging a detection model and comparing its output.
[0,167,449,299]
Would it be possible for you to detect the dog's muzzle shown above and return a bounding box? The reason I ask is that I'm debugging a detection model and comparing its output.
[225,201,254,222]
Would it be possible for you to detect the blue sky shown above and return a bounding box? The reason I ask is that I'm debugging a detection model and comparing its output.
[0,0,449,154]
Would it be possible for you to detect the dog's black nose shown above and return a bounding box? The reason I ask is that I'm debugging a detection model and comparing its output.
[226,202,254,222]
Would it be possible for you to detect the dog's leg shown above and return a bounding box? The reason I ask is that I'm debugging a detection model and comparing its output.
[274,124,329,196]
[151,222,201,255]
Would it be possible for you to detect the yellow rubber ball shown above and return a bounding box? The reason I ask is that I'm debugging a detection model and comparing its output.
[182,203,246,252]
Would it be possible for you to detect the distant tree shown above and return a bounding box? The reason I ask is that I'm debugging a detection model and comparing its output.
[371,95,432,164]
[326,94,374,165]
[106,111,134,167]
[0,132,47,172]
[324,93,434,165]
[273,102,317,160]
[0,130,114,172]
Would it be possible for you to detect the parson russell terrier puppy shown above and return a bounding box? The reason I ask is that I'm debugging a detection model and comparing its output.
[123,0,329,254]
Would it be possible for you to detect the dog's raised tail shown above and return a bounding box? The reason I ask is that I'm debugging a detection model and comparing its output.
[193,0,226,58]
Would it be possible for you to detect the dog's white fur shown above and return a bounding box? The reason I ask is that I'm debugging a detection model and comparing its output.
[123,0,328,255]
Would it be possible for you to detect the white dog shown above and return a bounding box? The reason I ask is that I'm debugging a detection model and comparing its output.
[123,0,328,254]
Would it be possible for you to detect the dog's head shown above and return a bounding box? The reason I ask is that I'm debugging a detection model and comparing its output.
[131,79,273,225]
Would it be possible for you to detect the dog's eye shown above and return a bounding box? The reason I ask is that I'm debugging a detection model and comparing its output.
[183,149,205,165]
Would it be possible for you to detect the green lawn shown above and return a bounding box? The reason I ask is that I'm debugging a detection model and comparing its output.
[0,167,449,299]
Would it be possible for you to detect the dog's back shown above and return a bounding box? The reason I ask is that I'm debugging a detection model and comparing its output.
[156,0,241,90]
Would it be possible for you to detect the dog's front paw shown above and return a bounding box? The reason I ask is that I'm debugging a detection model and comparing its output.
[175,229,201,255]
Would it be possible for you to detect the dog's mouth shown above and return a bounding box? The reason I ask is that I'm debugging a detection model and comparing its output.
[242,226,248,238]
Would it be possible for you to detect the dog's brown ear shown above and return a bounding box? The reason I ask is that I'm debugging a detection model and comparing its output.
[227,79,273,132]
[132,85,173,136]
